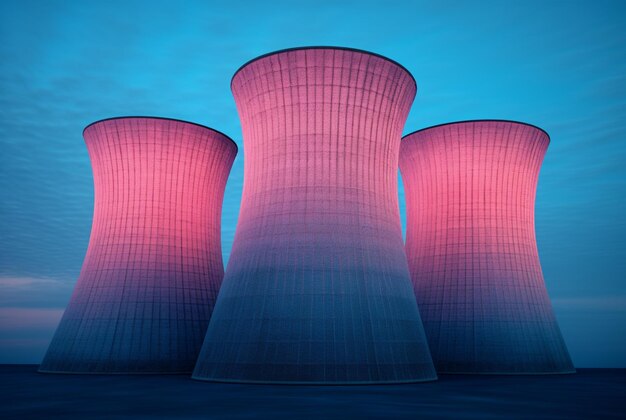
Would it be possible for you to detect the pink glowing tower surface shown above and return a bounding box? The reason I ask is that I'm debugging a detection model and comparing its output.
[193,47,436,384]
[400,120,574,374]
[39,117,237,373]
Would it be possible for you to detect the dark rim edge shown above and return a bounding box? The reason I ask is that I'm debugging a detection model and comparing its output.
[230,46,417,91]
[83,116,238,150]
[402,119,551,142]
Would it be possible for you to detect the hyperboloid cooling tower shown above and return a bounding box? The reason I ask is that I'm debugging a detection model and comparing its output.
[39,117,237,373]
[400,120,574,374]
[193,47,437,384]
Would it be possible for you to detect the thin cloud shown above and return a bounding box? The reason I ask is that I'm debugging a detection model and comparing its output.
[0,276,73,309]
[552,296,626,312]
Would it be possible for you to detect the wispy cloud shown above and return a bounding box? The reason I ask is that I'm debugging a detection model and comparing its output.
[0,276,72,308]
[0,307,64,331]
[0,307,64,364]
[552,296,626,312]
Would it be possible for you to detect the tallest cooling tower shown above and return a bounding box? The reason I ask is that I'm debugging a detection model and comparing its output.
[193,47,436,384]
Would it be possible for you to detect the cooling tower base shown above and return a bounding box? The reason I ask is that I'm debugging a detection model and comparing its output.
[37,369,190,375]
[191,376,438,385]
[437,370,576,375]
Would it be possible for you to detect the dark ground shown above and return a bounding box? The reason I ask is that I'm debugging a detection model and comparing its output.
[0,366,624,419]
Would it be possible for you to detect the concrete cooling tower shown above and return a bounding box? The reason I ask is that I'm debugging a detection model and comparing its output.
[193,47,437,384]
[400,120,574,374]
[39,117,237,373]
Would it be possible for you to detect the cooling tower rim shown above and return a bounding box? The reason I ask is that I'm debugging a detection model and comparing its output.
[83,116,238,151]
[402,119,550,143]
[230,46,417,91]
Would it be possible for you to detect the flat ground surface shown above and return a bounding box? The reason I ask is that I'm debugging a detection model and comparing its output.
[0,366,624,419]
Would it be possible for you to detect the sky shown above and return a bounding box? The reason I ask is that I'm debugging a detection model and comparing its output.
[0,0,624,367]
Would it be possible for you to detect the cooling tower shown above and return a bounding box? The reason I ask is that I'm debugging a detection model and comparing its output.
[400,120,574,374]
[193,47,436,384]
[39,117,237,373]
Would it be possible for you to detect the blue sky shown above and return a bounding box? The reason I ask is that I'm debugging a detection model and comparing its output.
[0,0,624,366]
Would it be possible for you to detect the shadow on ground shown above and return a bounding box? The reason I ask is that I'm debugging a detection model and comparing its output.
[0,366,624,418]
